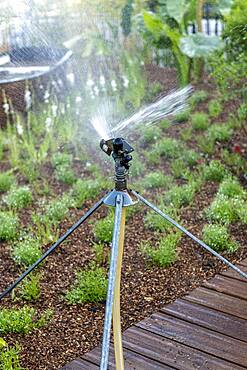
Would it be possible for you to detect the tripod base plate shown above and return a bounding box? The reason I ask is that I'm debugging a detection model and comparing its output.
[104,190,137,207]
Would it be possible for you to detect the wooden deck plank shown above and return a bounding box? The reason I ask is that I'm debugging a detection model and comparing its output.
[137,312,247,367]
[122,327,245,370]
[60,358,99,370]
[184,286,247,319]
[202,275,247,300]
[84,345,175,369]
[220,264,247,283]
[160,298,247,342]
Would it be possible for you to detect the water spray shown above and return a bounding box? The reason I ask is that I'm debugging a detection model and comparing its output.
[0,136,246,370]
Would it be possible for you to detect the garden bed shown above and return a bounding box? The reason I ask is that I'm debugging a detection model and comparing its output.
[0,64,246,370]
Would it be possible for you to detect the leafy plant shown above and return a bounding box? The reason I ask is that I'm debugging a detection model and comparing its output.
[155,137,183,159]
[174,110,190,123]
[189,90,208,106]
[93,212,114,244]
[218,177,246,199]
[208,123,233,142]
[170,159,187,179]
[45,195,71,224]
[180,127,192,141]
[197,135,215,155]
[165,181,198,208]
[191,112,209,131]
[206,195,239,224]
[203,160,228,182]
[55,164,76,185]
[141,232,180,267]
[0,307,52,335]
[72,179,101,207]
[0,212,18,241]
[221,149,246,175]
[142,126,161,144]
[0,172,15,193]
[18,273,42,302]
[0,339,24,370]
[12,236,42,267]
[144,205,179,233]
[141,171,173,189]
[51,152,72,168]
[66,265,108,303]
[208,99,222,118]
[202,224,238,252]
[4,186,33,210]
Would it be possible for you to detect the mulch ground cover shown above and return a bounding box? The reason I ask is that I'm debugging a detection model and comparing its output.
[0,64,246,369]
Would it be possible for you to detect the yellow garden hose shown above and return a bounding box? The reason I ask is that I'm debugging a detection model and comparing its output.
[113,207,126,370]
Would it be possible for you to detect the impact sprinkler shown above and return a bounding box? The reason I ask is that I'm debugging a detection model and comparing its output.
[0,138,247,370]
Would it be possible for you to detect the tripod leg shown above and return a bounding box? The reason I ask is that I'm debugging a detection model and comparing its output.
[100,194,124,370]
[0,195,106,301]
[113,207,126,370]
[132,190,247,280]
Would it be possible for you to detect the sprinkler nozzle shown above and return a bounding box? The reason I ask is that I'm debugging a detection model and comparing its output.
[100,137,134,170]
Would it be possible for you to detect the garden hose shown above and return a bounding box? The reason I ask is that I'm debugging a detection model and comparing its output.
[113,207,126,370]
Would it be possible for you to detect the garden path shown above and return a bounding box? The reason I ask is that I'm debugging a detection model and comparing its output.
[62,259,247,370]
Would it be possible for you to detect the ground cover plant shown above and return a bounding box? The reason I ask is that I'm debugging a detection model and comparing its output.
[0,1,247,368]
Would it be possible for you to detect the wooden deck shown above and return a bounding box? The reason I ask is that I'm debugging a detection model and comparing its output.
[62,260,247,370]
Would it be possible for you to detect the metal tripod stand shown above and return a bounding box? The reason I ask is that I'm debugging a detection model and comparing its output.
[0,137,246,370]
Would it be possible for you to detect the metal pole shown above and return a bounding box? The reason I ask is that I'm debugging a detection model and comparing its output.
[0,195,106,301]
[132,190,247,280]
[113,207,126,370]
[100,194,124,370]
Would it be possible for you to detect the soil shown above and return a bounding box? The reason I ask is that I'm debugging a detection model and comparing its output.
[0,64,246,370]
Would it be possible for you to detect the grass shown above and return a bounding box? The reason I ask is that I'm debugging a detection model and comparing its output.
[4,186,33,210]
[0,172,15,193]
[191,112,209,131]
[0,306,52,335]
[0,212,18,241]
[202,224,238,252]
[141,232,180,267]
[12,236,42,267]
[66,265,108,303]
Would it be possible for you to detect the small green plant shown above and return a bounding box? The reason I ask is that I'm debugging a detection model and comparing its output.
[0,339,24,370]
[221,149,246,175]
[190,90,208,106]
[129,155,145,177]
[19,161,38,183]
[51,152,72,168]
[142,126,161,143]
[93,243,109,266]
[160,119,170,130]
[55,165,75,185]
[206,195,239,224]
[203,224,238,252]
[141,171,173,189]
[18,273,41,302]
[12,235,42,267]
[0,306,52,335]
[72,179,101,207]
[156,138,182,159]
[218,177,246,199]
[183,149,200,167]
[66,265,108,303]
[45,195,71,224]
[174,110,190,123]
[197,135,215,155]
[165,182,198,208]
[0,172,15,193]
[93,212,114,243]
[180,127,192,141]
[208,124,233,142]
[144,206,179,232]
[141,232,180,267]
[0,212,18,241]
[191,112,209,131]
[208,99,222,118]
[4,186,33,210]
[203,160,228,182]
[170,159,187,179]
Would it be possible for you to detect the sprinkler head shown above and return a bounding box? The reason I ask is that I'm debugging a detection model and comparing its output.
[100,137,134,170]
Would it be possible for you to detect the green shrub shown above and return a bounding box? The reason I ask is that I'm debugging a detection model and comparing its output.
[0,172,15,193]
[0,339,24,370]
[165,182,197,208]
[93,212,114,243]
[130,156,145,177]
[142,126,161,143]
[155,138,182,159]
[197,136,215,155]
[55,165,75,185]
[191,112,209,130]
[160,119,170,130]
[66,265,108,303]
[203,224,238,252]
[141,232,180,267]
[12,236,42,267]
[144,206,179,232]
[0,306,52,335]
[183,149,200,167]
[18,273,41,302]
[171,159,187,179]
[51,152,72,168]
[221,149,246,174]
[72,179,101,207]
[203,160,227,182]
[4,186,33,210]
[180,127,192,141]
[0,212,18,241]
[141,171,173,189]
[218,177,246,199]
[208,124,233,142]
[236,199,247,224]
[174,110,190,123]
[206,195,239,224]
[190,90,208,105]
[45,195,71,224]
[208,99,222,118]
